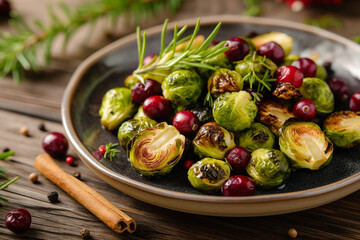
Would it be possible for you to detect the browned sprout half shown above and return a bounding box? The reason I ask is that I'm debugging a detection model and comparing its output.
[323,111,360,148]
[273,82,301,100]
[208,68,243,98]
[127,122,185,177]
[257,100,295,135]
[193,122,235,159]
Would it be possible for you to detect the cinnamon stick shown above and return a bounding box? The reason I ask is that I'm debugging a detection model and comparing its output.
[34,153,136,233]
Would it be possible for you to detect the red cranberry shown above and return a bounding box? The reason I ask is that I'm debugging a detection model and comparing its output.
[225,147,250,170]
[0,0,11,17]
[350,91,360,111]
[328,78,350,103]
[66,156,75,166]
[131,79,162,104]
[258,41,285,64]
[293,99,316,121]
[42,132,68,158]
[291,58,317,78]
[5,209,32,233]
[224,37,250,62]
[184,160,195,169]
[172,111,200,136]
[92,150,102,161]
[276,65,303,88]
[142,55,156,66]
[221,175,256,196]
[143,95,171,121]
[98,145,106,155]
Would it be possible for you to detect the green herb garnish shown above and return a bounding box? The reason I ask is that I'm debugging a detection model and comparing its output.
[104,143,121,162]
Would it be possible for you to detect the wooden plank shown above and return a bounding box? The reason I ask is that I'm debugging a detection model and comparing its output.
[0,110,360,239]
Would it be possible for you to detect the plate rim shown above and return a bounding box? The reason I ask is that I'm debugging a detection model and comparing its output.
[62,15,360,204]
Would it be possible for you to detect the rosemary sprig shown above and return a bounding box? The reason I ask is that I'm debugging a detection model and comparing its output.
[0,151,15,160]
[104,143,121,162]
[132,18,230,83]
[0,176,19,206]
[0,0,181,84]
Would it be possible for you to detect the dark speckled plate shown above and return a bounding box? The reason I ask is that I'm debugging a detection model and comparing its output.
[62,16,360,216]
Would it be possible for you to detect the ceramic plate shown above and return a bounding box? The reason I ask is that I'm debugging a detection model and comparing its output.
[62,15,360,217]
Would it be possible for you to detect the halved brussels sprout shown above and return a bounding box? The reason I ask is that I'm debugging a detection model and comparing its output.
[246,148,291,189]
[99,88,137,131]
[127,122,185,177]
[193,122,236,159]
[300,77,334,115]
[257,100,295,135]
[323,111,360,148]
[197,52,233,80]
[213,91,258,132]
[237,123,275,152]
[162,70,203,106]
[251,31,293,56]
[118,117,157,149]
[208,68,243,98]
[235,55,277,80]
[188,158,231,192]
[279,121,333,170]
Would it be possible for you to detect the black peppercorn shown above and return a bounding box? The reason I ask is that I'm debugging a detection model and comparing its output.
[80,228,90,239]
[38,123,47,132]
[73,172,81,180]
[47,191,59,203]
[3,147,10,152]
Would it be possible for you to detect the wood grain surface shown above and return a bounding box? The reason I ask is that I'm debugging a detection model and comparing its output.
[1,0,360,239]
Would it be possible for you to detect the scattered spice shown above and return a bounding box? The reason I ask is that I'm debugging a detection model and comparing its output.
[288,228,298,238]
[80,228,91,239]
[38,123,47,132]
[47,191,59,203]
[3,147,10,152]
[20,126,29,136]
[73,172,81,180]
[29,173,38,183]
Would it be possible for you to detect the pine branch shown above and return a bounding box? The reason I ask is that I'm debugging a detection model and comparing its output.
[133,18,229,83]
[0,0,182,84]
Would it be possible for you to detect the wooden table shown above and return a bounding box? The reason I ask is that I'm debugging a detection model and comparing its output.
[1,0,360,239]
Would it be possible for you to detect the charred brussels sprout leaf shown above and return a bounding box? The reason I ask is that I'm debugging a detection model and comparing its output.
[279,121,333,170]
[238,123,275,152]
[257,100,295,135]
[197,52,233,80]
[162,70,203,106]
[186,104,214,124]
[246,148,291,189]
[273,82,301,100]
[127,122,185,177]
[213,91,258,132]
[193,122,236,159]
[99,88,137,131]
[300,77,334,115]
[118,117,157,149]
[208,68,243,98]
[188,158,231,192]
[323,111,360,148]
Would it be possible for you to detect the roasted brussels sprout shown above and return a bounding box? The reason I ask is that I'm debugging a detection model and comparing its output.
[162,70,203,106]
[193,122,236,159]
[323,111,360,148]
[118,117,157,149]
[251,31,293,56]
[299,77,334,115]
[279,121,334,170]
[246,148,291,189]
[188,158,231,192]
[213,91,258,132]
[186,104,214,124]
[197,53,233,80]
[257,100,295,135]
[281,55,300,66]
[235,55,277,80]
[237,123,276,152]
[315,65,327,80]
[127,122,185,177]
[99,88,137,131]
[208,68,243,98]
[273,82,301,100]
[124,75,140,89]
